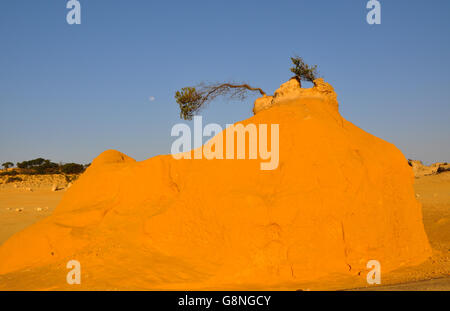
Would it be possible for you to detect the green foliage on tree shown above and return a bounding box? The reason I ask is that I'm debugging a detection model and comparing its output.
[17,158,46,169]
[290,56,319,84]
[175,87,204,121]
[60,163,85,175]
[16,158,58,174]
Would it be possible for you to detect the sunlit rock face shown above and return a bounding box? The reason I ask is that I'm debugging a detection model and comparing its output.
[253,78,338,115]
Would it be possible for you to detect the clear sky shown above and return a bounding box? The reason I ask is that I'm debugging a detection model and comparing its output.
[1,0,449,165]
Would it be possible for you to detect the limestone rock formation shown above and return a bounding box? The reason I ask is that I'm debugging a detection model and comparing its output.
[0,79,431,290]
[253,78,337,114]
[408,160,450,177]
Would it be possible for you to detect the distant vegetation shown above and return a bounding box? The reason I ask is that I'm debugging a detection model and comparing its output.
[0,158,88,176]
[60,163,85,174]
[17,158,59,174]
[1,162,13,169]
[175,55,320,120]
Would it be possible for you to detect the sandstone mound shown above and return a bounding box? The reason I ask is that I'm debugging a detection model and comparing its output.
[0,79,431,289]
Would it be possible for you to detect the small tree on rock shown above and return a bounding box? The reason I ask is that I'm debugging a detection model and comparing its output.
[175,56,319,119]
[290,56,319,87]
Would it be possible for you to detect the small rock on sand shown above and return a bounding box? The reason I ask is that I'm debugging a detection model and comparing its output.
[15,208,24,212]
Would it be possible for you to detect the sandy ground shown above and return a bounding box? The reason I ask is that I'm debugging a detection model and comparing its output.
[0,189,64,246]
[0,172,448,290]
[0,175,68,245]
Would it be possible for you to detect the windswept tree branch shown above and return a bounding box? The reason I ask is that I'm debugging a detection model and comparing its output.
[205,83,266,98]
[175,82,267,120]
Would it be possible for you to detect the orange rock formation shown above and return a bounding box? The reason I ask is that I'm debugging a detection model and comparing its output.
[0,78,431,289]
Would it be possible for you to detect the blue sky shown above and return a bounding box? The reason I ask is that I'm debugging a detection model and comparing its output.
[0,0,449,165]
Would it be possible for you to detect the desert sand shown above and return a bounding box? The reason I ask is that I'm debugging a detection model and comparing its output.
[0,79,448,290]
[0,175,69,245]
